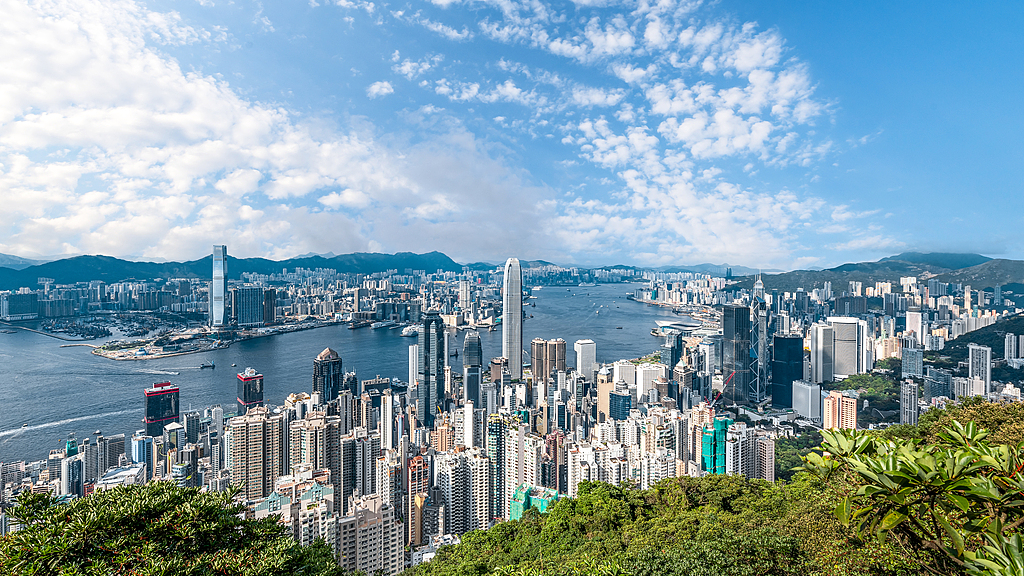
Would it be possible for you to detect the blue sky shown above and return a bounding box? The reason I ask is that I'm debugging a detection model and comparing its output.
[0,0,1020,269]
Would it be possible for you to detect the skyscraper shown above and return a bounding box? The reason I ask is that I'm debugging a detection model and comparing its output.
[463,331,483,406]
[530,338,566,402]
[211,245,227,327]
[810,323,834,384]
[750,275,769,404]
[828,317,870,379]
[722,304,751,405]
[313,347,343,402]
[144,382,179,437]
[502,258,523,380]
[233,286,264,328]
[573,339,597,378]
[237,368,264,416]
[771,335,803,408]
[228,406,284,500]
[968,344,992,393]
[417,310,445,428]
[900,380,919,425]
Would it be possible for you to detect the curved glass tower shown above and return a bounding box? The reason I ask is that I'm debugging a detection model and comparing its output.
[502,258,523,379]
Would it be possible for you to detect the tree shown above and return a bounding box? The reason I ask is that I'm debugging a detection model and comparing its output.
[802,421,1024,576]
[0,482,349,576]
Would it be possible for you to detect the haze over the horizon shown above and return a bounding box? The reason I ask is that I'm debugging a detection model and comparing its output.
[1,0,1021,268]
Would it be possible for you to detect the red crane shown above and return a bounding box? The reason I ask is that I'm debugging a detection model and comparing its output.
[708,370,737,408]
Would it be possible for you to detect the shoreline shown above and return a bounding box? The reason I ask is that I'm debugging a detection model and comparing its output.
[89,320,341,361]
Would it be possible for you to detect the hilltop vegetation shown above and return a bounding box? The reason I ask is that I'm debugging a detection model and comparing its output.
[414,400,1024,576]
[412,474,923,576]
[0,483,346,576]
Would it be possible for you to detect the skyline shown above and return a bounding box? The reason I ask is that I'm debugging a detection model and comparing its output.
[1,0,1022,268]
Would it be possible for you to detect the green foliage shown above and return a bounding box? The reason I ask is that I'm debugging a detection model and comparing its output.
[410,475,923,576]
[803,422,1024,576]
[774,431,822,481]
[0,482,348,576]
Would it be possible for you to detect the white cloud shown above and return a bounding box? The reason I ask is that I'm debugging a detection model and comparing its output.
[366,81,394,97]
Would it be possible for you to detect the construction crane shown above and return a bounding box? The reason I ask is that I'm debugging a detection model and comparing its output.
[708,370,737,408]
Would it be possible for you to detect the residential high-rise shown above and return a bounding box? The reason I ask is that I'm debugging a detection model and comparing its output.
[313,347,344,402]
[968,344,992,393]
[502,258,523,380]
[237,368,265,416]
[822,391,857,430]
[435,448,490,536]
[463,331,483,406]
[337,495,404,576]
[573,339,597,378]
[417,310,445,428]
[228,406,284,500]
[144,382,179,437]
[211,245,227,327]
[771,335,803,408]
[900,380,919,425]
[1006,333,1017,361]
[902,348,924,378]
[721,304,751,405]
[289,411,344,513]
[810,323,834,384]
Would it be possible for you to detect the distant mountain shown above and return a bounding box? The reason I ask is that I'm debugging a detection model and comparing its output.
[658,263,783,276]
[880,252,992,270]
[732,253,1023,293]
[0,251,465,290]
[0,253,47,271]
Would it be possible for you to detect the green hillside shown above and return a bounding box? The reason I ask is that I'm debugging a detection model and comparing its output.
[0,251,464,290]
[411,475,922,576]
[931,313,1024,362]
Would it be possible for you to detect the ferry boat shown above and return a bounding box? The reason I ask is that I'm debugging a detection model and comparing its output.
[578,282,596,287]
[371,321,397,330]
[349,321,372,330]
[400,326,419,337]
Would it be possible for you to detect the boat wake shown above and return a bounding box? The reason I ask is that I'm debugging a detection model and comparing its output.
[0,409,136,439]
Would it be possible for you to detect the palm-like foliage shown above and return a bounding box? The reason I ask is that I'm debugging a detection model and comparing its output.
[803,421,1024,576]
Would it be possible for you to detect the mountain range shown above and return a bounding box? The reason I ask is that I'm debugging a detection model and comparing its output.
[732,252,1024,293]
[0,250,1021,292]
[0,252,466,290]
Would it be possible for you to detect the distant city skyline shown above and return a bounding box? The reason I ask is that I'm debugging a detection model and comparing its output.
[1,1,1021,269]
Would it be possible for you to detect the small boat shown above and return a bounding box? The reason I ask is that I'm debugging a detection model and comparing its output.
[22,423,28,428]
[231,363,237,367]
[616,327,623,330]
[94,430,101,435]
[200,361,215,369]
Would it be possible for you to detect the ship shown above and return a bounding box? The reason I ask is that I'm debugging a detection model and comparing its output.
[579,282,596,287]
[400,325,419,337]
[371,320,397,329]
[349,321,372,330]
[200,361,215,369]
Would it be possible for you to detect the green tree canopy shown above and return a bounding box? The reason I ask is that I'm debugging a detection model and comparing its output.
[0,482,347,576]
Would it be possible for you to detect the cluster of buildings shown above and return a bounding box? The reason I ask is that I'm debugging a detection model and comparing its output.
[2,249,1022,571]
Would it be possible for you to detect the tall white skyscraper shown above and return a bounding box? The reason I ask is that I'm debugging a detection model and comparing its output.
[968,343,992,393]
[574,339,597,377]
[502,258,523,379]
[211,245,227,327]
[810,323,834,384]
[408,344,418,389]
